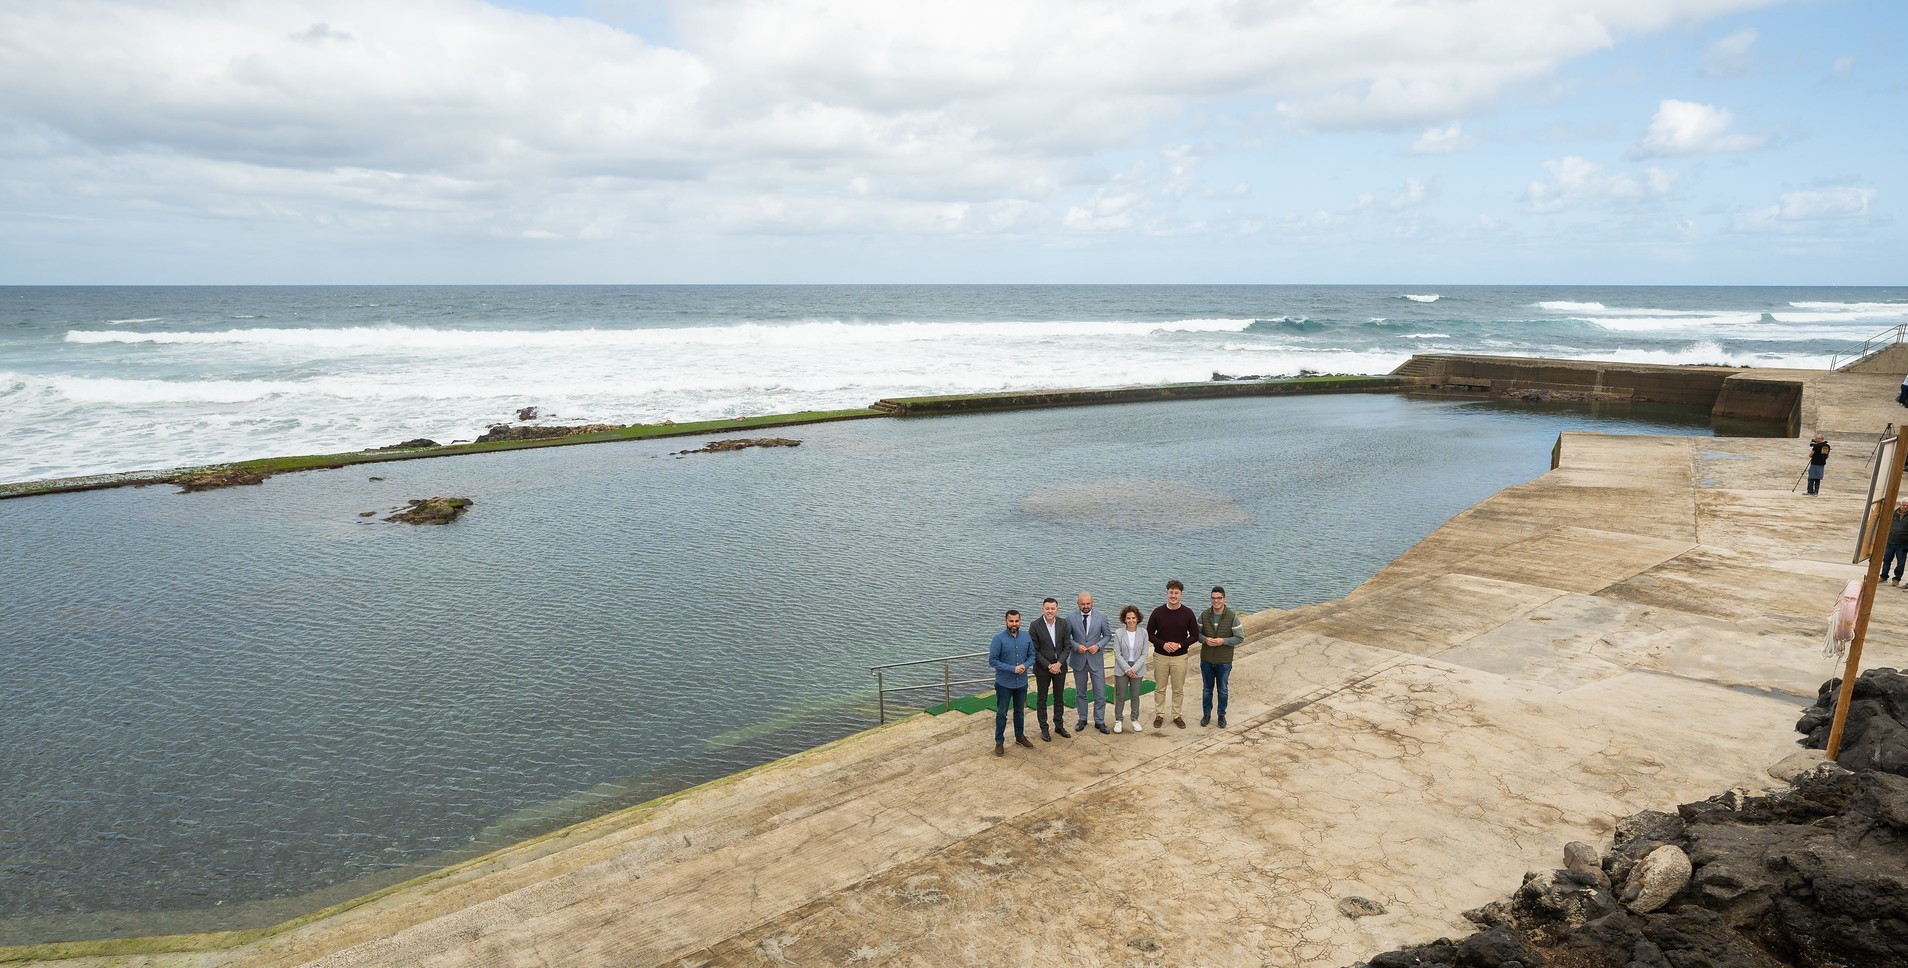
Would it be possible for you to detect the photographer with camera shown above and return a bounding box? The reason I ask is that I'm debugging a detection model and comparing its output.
[1805,435,1831,496]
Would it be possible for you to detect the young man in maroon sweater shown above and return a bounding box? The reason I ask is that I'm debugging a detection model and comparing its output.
[1147,579,1199,729]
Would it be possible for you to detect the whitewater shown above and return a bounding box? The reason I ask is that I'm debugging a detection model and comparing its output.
[2,284,1905,483]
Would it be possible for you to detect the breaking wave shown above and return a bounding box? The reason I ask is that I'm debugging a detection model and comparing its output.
[64,318,1261,350]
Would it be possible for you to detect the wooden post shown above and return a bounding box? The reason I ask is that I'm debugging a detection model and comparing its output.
[1827,427,1908,759]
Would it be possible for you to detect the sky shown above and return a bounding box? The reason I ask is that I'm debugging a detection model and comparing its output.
[0,0,1901,285]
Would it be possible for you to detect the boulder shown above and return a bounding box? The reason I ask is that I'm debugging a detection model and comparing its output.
[515,406,539,421]
[1797,668,1908,776]
[1457,925,1539,966]
[372,438,439,451]
[384,497,473,525]
[1768,748,1829,783]
[1338,896,1386,919]
[1621,845,1691,914]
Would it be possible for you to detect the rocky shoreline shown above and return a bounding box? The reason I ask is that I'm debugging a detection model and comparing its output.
[1354,668,1908,968]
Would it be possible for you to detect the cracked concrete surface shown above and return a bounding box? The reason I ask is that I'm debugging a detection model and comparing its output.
[19,368,1908,968]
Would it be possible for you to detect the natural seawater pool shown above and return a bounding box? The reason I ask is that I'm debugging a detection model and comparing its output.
[1,394,1720,943]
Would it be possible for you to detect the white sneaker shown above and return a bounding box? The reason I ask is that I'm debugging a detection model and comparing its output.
[1113,721,1123,733]
[1132,719,1143,733]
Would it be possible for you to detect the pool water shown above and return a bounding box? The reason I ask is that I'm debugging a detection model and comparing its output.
[0,393,1716,942]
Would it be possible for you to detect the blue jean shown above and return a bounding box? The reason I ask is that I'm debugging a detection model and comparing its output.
[994,685,1027,742]
[1200,660,1232,719]
[1887,542,1908,582]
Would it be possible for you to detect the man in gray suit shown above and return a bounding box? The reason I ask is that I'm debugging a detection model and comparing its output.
[1067,592,1111,734]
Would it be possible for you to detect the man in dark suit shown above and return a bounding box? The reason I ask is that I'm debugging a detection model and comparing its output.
[1028,597,1073,741]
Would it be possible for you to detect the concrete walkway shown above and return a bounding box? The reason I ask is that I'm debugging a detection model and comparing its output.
[21,369,1908,968]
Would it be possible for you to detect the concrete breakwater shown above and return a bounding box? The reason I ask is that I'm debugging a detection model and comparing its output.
[0,356,1796,501]
[8,360,1908,966]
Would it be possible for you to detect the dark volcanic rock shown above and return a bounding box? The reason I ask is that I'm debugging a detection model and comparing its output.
[475,423,618,443]
[172,468,269,492]
[673,437,802,455]
[384,497,472,525]
[1797,668,1908,776]
[373,438,439,450]
[1356,674,1908,968]
[515,406,539,421]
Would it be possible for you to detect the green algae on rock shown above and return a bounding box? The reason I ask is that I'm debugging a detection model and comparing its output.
[385,497,473,525]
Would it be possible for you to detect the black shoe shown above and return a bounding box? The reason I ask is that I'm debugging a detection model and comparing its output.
[1201,715,1211,727]
[1096,724,1110,734]
[1040,725,1051,742]
[1218,715,1227,728]
[1055,723,1072,738]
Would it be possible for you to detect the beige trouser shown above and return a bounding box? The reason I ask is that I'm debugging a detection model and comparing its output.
[1152,653,1189,718]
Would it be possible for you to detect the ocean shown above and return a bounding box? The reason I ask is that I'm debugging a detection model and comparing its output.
[2,284,1902,484]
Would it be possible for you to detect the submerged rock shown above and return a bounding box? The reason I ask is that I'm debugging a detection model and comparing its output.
[1023,479,1249,531]
[384,497,473,525]
[172,468,269,492]
[673,437,802,455]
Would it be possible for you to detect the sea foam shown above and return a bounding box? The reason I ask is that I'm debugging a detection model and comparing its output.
[64,318,1260,350]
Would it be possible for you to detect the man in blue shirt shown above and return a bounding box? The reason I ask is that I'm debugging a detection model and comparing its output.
[989,609,1038,756]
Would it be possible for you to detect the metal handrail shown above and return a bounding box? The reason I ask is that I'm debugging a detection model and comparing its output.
[870,651,989,724]
[1829,323,1908,371]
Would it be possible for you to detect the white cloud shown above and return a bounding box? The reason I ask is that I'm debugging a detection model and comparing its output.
[1733,187,1877,232]
[1772,187,1876,220]
[0,0,1785,252]
[1160,145,1199,200]
[1700,27,1757,77]
[1634,99,1767,157]
[1521,156,1678,212]
[1407,122,1477,155]
[1389,177,1431,210]
[1832,55,1857,76]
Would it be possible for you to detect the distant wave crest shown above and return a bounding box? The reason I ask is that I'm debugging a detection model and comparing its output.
[65,318,1260,350]
[1402,293,1439,303]
[1246,317,1327,333]
[1537,301,1606,312]
[1789,301,1908,311]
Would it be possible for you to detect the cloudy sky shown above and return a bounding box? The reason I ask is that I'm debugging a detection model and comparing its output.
[0,0,1900,284]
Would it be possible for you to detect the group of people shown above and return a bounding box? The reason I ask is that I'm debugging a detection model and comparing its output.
[986,580,1243,756]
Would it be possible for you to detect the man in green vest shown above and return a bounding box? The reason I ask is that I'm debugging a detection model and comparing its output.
[1199,586,1243,728]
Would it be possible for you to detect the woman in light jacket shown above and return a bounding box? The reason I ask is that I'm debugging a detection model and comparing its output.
[1112,605,1149,732]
